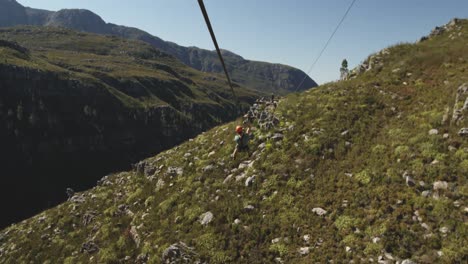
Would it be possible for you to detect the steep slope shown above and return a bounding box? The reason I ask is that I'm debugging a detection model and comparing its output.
[1,19,467,264]
[0,26,259,228]
[0,0,318,94]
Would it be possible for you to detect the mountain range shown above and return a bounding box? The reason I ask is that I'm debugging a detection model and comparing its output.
[0,0,318,94]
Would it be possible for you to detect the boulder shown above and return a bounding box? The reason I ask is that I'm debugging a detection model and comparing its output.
[458,128,468,137]
[298,247,310,255]
[161,242,200,264]
[81,241,99,254]
[130,226,140,248]
[167,167,183,177]
[203,164,215,172]
[433,181,448,191]
[312,207,327,216]
[199,211,213,225]
[245,176,255,187]
[271,133,284,141]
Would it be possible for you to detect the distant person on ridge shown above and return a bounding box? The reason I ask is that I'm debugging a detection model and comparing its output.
[231,125,252,159]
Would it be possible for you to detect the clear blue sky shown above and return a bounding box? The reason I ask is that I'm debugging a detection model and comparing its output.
[18,0,468,84]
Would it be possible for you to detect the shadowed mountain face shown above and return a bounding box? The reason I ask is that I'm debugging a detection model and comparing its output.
[0,26,259,228]
[0,0,318,94]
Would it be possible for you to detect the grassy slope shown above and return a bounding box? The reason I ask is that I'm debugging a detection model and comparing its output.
[0,26,260,110]
[0,21,467,263]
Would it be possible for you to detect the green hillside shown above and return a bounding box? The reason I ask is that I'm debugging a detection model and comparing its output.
[0,19,467,263]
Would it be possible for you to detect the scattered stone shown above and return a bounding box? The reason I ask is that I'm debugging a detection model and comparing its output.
[458,128,468,137]
[156,179,165,191]
[70,194,86,204]
[245,176,255,187]
[401,259,416,264]
[345,246,351,253]
[443,133,449,139]
[258,142,266,149]
[207,151,216,157]
[244,205,255,211]
[183,152,191,158]
[312,207,327,216]
[372,237,381,243]
[234,219,241,225]
[428,129,439,135]
[203,164,215,172]
[223,174,234,184]
[405,175,415,187]
[275,257,284,263]
[167,167,183,177]
[421,223,430,230]
[271,238,281,244]
[439,226,449,234]
[271,133,284,141]
[199,211,213,226]
[341,130,349,136]
[421,190,432,197]
[38,215,47,223]
[81,241,99,254]
[433,181,448,191]
[136,253,149,264]
[298,247,310,255]
[82,211,96,226]
[303,234,310,244]
[161,242,199,264]
[130,226,141,248]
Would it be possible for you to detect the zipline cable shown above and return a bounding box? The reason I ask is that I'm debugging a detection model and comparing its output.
[295,0,357,91]
[197,0,240,110]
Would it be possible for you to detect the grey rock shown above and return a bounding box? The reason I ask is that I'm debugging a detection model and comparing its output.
[421,190,432,197]
[258,142,266,149]
[203,164,215,172]
[162,242,200,264]
[433,181,448,191]
[199,211,213,225]
[244,205,255,211]
[439,226,449,234]
[312,207,327,216]
[167,166,183,177]
[130,226,141,248]
[458,128,468,137]
[245,176,255,187]
[234,219,241,225]
[271,237,281,244]
[405,176,416,187]
[70,194,86,203]
[136,253,149,264]
[298,247,310,255]
[428,129,439,135]
[81,241,99,254]
[271,133,284,141]
[401,259,416,264]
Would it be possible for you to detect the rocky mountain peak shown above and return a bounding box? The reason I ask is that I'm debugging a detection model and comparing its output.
[45,9,108,34]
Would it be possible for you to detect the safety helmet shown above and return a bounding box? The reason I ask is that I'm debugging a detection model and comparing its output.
[235,125,243,134]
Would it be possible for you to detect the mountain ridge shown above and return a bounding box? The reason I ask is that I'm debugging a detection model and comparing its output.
[0,0,318,94]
